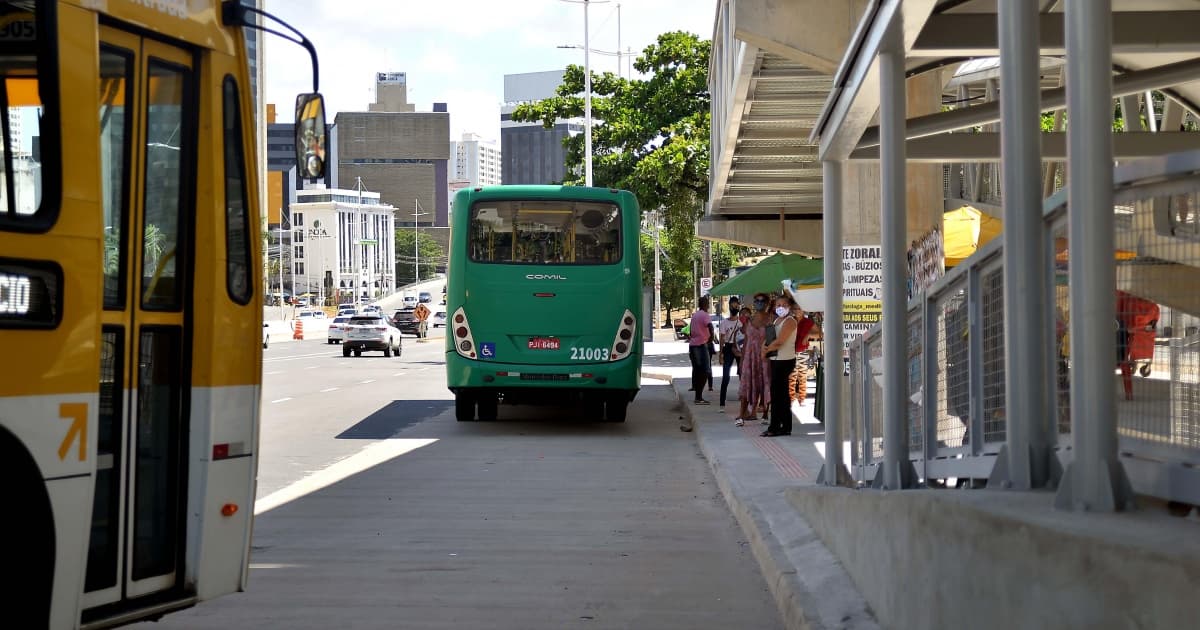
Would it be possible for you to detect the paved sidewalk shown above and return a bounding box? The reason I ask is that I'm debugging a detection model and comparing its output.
[643,331,879,630]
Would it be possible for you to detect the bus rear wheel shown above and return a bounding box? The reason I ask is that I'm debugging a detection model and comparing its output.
[604,396,628,423]
[477,395,498,421]
[0,431,54,626]
[455,393,475,422]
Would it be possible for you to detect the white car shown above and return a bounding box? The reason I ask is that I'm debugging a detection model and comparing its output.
[327,315,354,344]
[342,314,403,357]
[401,295,418,308]
[297,309,327,320]
[431,310,447,328]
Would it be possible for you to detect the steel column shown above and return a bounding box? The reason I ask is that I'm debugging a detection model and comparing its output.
[992,0,1059,490]
[876,16,917,490]
[818,160,851,487]
[1056,0,1135,511]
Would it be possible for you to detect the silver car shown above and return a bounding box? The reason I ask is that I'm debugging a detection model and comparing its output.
[342,315,403,358]
[327,315,354,344]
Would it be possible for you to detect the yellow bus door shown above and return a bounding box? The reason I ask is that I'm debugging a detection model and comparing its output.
[84,28,196,609]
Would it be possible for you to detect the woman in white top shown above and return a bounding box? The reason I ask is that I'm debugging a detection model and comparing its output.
[762,293,798,436]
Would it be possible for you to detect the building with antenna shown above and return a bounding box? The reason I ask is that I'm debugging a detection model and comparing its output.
[335,72,450,230]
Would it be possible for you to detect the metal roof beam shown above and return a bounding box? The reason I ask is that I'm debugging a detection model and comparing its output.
[912,12,1200,57]
[856,56,1200,149]
[848,131,1200,161]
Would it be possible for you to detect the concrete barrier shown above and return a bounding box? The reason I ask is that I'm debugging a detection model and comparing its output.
[265,319,329,344]
[789,486,1200,630]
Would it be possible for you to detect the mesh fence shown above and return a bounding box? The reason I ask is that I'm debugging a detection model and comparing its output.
[867,331,885,462]
[1051,219,1073,439]
[933,282,970,451]
[981,263,1008,444]
[1113,192,1200,459]
[849,341,862,469]
[907,309,925,456]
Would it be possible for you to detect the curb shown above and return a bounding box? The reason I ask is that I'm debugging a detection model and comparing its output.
[670,375,871,630]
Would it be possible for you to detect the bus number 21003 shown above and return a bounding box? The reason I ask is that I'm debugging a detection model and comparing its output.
[570,347,610,361]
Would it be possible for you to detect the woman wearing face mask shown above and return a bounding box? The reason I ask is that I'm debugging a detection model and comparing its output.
[735,293,772,427]
[761,294,799,437]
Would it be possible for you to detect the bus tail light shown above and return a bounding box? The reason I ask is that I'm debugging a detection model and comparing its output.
[610,309,636,361]
[451,307,478,359]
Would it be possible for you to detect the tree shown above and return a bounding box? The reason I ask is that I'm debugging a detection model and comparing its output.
[512,31,713,259]
[394,229,444,286]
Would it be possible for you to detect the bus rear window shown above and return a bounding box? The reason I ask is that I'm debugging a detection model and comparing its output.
[468,200,621,265]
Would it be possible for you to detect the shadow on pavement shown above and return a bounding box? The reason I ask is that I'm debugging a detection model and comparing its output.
[336,400,453,439]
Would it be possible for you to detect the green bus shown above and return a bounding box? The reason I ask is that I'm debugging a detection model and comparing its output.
[446,186,644,422]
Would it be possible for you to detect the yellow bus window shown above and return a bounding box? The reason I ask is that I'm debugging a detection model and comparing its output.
[100,49,133,309]
[0,5,55,230]
[140,60,192,310]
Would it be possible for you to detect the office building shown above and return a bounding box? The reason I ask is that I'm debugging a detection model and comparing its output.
[287,187,397,303]
[370,72,416,113]
[501,70,582,185]
[335,74,450,228]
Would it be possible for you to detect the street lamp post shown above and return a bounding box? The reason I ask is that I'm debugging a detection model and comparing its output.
[560,0,609,187]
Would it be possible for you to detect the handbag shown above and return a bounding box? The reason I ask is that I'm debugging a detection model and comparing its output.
[763,322,778,358]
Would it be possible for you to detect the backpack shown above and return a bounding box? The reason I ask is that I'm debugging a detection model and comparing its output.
[795,316,816,353]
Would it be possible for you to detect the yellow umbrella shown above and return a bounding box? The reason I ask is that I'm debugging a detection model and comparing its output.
[943,206,1002,267]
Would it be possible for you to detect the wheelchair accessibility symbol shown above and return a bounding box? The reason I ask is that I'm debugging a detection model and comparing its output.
[479,342,496,359]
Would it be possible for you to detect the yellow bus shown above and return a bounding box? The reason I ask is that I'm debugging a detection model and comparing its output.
[0,1,325,627]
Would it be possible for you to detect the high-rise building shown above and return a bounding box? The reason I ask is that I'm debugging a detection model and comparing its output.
[370,72,416,113]
[450,132,502,187]
[336,75,450,228]
[501,70,582,185]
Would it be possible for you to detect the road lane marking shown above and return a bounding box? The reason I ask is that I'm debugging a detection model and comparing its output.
[263,351,337,363]
[360,379,376,384]
[266,371,283,375]
[393,372,404,376]
[254,438,439,515]
[320,387,339,393]
[305,365,318,370]
[271,397,293,403]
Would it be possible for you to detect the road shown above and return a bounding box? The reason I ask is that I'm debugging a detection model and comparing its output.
[140,327,783,629]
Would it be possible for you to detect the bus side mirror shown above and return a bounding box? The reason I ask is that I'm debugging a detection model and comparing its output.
[295,93,327,180]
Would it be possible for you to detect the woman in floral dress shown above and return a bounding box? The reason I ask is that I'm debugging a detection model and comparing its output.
[735,293,773,426]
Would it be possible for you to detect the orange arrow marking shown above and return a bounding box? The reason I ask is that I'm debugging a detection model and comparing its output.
[58,403,87,462]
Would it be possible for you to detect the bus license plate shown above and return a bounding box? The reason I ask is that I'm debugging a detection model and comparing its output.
[528,337,560,350]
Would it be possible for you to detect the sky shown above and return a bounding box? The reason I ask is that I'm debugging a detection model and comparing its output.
[263,0,716,143]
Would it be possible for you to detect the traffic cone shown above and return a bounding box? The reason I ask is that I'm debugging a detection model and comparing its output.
[293,319,304,340]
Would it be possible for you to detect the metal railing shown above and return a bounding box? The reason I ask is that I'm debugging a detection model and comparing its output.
[848,150,1200,505]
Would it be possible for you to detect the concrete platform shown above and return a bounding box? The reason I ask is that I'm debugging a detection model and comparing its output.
[649,332,1200,630]
[644,334,879,630]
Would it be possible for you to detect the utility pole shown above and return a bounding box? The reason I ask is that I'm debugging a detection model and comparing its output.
[558,0,607,187]
[653,212,661,331]
[702,239,713,306]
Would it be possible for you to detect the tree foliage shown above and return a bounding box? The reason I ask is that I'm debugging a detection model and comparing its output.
[394,230,444,286]
[513,31,747,310]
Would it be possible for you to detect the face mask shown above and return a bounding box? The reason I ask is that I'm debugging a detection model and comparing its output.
[754,300,766,309]
[775,306,788,317]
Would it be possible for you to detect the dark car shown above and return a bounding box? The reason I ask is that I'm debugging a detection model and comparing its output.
[391,308,429,338]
